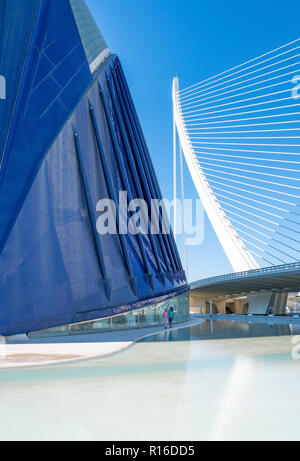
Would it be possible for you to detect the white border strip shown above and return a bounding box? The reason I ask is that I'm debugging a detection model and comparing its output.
[89,48,111,74]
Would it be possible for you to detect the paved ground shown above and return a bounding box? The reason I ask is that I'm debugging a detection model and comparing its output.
[0,317,202,369]
[2,313,299,369]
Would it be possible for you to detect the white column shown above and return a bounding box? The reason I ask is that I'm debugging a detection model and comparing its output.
[180,141,188,280]
[173,109,177,241]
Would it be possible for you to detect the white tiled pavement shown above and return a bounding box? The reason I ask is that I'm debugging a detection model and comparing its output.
[0,317,202,369]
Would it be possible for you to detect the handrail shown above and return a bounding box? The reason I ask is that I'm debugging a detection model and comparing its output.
[190,261,300,288]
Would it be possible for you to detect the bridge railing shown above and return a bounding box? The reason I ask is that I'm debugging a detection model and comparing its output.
[190,261,300,288]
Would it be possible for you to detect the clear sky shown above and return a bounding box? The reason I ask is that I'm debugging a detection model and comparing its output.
[87,0,300,282]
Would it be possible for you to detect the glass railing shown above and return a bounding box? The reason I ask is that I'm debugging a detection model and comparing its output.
[30,292,190,338]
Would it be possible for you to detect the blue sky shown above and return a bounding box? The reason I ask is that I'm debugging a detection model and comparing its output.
[87,0,300,282]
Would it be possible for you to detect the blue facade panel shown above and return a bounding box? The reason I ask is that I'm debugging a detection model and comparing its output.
[0,0,93,254]
[70,0,108,65]
[0,1,188,336]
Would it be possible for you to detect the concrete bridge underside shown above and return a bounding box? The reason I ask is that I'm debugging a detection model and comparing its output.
[190,263,300,316]
[190,291,288,316]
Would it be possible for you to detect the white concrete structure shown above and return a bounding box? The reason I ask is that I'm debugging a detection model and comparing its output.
[173,77,259,272]
[172,40,300,273]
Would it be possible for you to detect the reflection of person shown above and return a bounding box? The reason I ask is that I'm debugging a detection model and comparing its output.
[168,307,174,329]
[163,308,168,330]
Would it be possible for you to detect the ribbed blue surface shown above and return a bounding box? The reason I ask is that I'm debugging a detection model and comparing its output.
[0,0,93,254]
[0,1,188,336]
[70,0,108,65]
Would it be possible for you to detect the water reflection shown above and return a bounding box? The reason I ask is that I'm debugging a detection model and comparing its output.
[0,320,300,440]
[140,319,300,342]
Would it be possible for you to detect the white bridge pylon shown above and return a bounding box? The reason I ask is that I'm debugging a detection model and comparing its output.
[172,40,300,272]
[173,76,260,272]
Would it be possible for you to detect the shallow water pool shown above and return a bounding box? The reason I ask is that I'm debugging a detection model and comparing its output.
[0,320,300,441]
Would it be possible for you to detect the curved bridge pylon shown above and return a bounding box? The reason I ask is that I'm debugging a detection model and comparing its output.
[173,76,259,272]
[172,39,300,272]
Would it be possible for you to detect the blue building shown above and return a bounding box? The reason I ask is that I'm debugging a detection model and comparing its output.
[0,0,189,336]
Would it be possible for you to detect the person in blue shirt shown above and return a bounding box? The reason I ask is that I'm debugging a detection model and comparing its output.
[168,307,174,329]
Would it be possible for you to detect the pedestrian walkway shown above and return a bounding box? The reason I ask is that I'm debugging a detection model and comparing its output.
[0,317,201,369]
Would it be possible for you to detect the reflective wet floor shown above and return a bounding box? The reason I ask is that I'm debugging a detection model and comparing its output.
[0,320,300,441]
[141,319,300,342]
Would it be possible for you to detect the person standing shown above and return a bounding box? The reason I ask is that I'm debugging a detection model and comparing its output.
[168,307,174,329]
[163,308,168,330]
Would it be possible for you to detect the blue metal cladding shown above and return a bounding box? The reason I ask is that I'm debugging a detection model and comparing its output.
[0,0,93,255]
[112,63,184,275]
[0,1,188,336]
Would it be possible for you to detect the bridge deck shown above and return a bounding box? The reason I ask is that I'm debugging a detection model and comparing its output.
[190,262,300,295]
